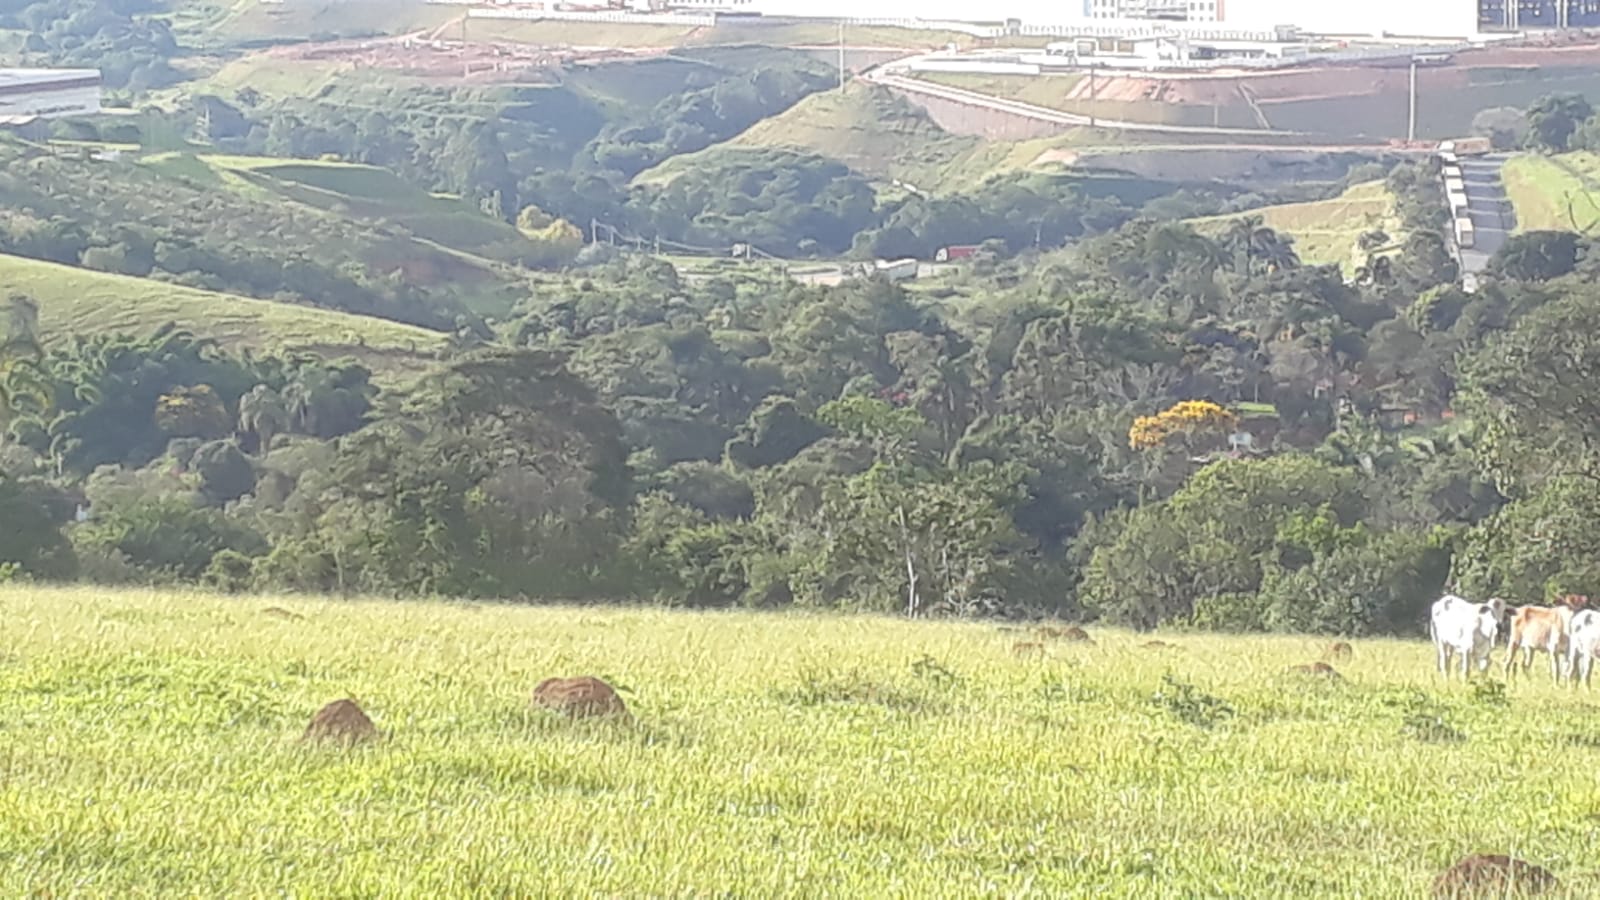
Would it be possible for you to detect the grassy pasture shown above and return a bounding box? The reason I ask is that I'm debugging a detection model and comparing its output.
[130,152,536,315]
[0,254,445,379]
[203,54,356,97]
[916,70,1087,111]
[2,584,1598,895]
[1502,152,1600,235]
[188,155,538,264]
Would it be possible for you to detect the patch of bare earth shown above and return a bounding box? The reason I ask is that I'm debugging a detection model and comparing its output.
[1431,855,1558,898]
[532,676,630,719]
[1287,662,1341,679]
[303,698,378,745]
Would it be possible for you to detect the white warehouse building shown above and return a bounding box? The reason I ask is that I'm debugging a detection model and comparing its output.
[0,69,102,123]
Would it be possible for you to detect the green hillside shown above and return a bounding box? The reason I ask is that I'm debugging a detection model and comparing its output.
[0,139,533,323]
[1502,151,1600,235]
[1,253,445,377]
[637,82,1103,193]
[145,154,539,265]
[1192,180,1404,275]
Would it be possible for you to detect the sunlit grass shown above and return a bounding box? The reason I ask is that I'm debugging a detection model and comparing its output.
[2,253,445,380]
[2,584,1597,895]
[1503,151,1600,235]
[1191,180,1404,277]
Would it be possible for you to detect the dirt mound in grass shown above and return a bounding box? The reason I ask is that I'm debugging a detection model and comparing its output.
[1431,854,1558,898]
[1287,662,1341,678]
[1036,624,1092,642]
[532,676,629,719]
[262,607,304,621]
[303,698,377,745]
[1142,640,1177,650]
[1012,641,1044,656]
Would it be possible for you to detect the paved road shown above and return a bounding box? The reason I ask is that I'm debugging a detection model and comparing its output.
[861,67,1309,137]
[1458,153,1515,275]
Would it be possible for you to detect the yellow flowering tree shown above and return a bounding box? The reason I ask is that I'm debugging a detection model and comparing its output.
[1129,400,1239,452]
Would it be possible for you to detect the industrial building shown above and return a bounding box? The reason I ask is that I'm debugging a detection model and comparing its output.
[1478,0,1600,28]
[0,69,102,124]
[658,0,1590,39]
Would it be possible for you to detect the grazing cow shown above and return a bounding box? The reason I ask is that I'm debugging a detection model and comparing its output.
[1567,609,1600,687]
[1504,595,1589,682]
[1430,594,1507,678]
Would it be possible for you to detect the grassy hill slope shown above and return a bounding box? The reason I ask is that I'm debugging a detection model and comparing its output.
[636,82,1092,193]
[143,153,539,266]
[1,583,1593,894]
[1502,151,1600,234]
[0,139,533,321]
[1,253,445,377]
[1192,180,1404,275]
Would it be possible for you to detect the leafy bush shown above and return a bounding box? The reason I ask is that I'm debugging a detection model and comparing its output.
[1150,673,1234,729]
[1399,693,1465,744]
[72,496,266,581]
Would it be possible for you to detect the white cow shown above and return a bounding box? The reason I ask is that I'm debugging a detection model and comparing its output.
[1566,609,1600,687]
[1430,594,1507,678]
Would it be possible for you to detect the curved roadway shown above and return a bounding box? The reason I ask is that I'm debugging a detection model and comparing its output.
[861,57,1426,145]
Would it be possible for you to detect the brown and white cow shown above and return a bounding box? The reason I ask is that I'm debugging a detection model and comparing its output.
[1504,594,1590,682]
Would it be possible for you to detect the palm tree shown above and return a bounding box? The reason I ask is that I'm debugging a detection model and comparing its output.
[237,384,290,456]
[1221,217,1301,275]
[0,294,48,431]
[1354,254,1395,287]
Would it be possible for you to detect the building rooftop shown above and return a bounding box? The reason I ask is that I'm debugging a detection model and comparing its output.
[0,68,102,89]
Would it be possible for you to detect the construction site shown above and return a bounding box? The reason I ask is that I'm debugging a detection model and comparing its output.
[881,27,1600,139]
[225,4,1600,141]
[256,22,675,85]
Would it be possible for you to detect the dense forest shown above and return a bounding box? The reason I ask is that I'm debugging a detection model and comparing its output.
[7,0,1600,635]
[5,179,1598,634]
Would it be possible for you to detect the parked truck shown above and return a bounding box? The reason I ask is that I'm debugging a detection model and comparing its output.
[1439,137,1492,157]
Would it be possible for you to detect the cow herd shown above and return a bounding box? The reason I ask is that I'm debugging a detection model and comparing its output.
[1429,592,1600,684]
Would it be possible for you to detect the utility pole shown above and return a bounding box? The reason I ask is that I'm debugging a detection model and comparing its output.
[838,21,846,92]
[1087,64,1097,129]
[1407,57,1418,143]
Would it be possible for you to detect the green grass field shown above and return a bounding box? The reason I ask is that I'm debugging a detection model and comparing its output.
[1192,181,1404,276]
[2,584,1597,895]
[0,254,445,377]
[202,54,356,99]
[916,70,1087,111]
[1502,152,1600,235]
[156,154,538,265]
